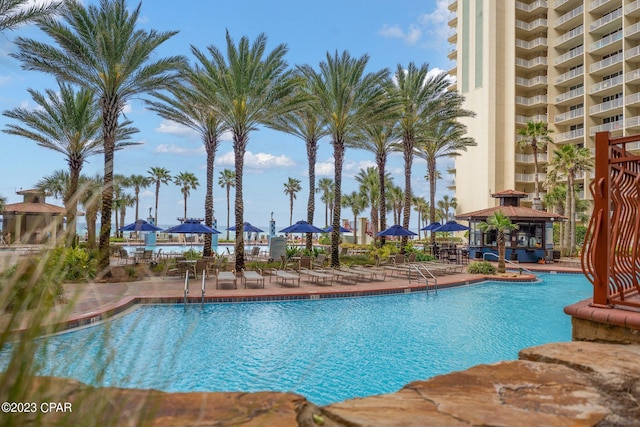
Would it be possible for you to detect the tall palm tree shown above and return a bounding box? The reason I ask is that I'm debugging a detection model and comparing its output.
[356,124,398,246]
[117,193,135,239]
[218,169,235,241]
[147,70,229,257]
[316,178,334,227]
[299,51,396,267]
[111,174,128,237]
[147,166,172,226]
[190,32,303,271]
[548,144,593,256]
[174,172,199,223]
[268,85,328,251]
[283,177,302,226]
[78,174,103,248]
[0,195,5,213]
[355,166,391,243]
[342,191,368,245]
[0,0,61,32]
[478,210,519,274]
[13,0,185,274]
[127,174,152,221]
[387,185,404,225]
[412,196,428,239]
[416,120,475,245]
[517,121,553,210]
[3,82,137,246]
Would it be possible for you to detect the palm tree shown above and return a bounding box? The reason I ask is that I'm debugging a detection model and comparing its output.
[117,193,135,239]
[543,183,566,250]
[127,174,152,221]
[147,167,172,226]
[478,210,519,274]
[218,169,235,241]
[268,84,328,251]
[283,178,302,226]
[342,191,368,245]
[517,121,553,210]
[147,69,229,257]
[13,0,185,274]
[3,82,137,246]
[355,166,392,243]
[111,174,128,237]
[548,144,593,256]
[437,195,458,221]
[316,178,334,227]
[0,195,5,212]
[78,174,103,248]
[417,120,475,245]
[299,51,395,267]
[356,124,398,246]
[387,185,404,225]
[174,172,200,222]
[412,196,428,239]
[0,0,61,32]
[190,32,303,271]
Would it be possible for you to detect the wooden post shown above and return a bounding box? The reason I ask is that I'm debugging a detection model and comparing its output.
[591,132,610,307]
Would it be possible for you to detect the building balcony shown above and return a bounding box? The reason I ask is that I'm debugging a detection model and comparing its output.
[448,47,457,60]
[516,75,548,88]
[589,31,622,54]
[628,115,640,130]
[555,86,584,105]
[515,94,548,107]
[555,107,584,124]
[555,4,583,30]
[448,13,457,27]
[627,0,640,17]
[555,65,584,86]
[515,173,547,183]
[516,0,548,15]
[448,61,457,76]
[525,192,548,202]
[515,56,548,70]
[448,0,457,11]
[626,92,640,106]
[516,37,548,52]
[590,74,623,95]
[515,18,548,32]
[589,0,619,14]
[589,98,624,116]
[554,0,581,11]
[626,68,640,84]
[590,7,622,34]
[448,28,457,43]
[590,121,624,136]
[556,127,585,143]
[554,25,583,49]
[515,153,548,164]
[589,52,623,75]
[627,22,640,40]
[554,45,583,67]
[627,45,640,63]
[515,114,548,125]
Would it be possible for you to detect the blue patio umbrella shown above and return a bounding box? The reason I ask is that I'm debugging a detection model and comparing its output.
[421,222,442,232]
[227,222,264,233]
[322,225,351,233]
[433,220,469,232]
[119,219,163,232]
[279,220,325,234]
[376,224,417,237]
[164,219,221,235]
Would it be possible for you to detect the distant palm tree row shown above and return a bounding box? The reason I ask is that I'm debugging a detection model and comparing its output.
[3,0,475,275]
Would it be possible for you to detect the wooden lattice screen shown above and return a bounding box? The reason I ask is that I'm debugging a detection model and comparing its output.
[582,132,640,309]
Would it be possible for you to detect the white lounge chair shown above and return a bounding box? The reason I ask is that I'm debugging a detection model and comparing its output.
[241,269,265,288]
[300,268,333,286]
[215,269,237,289]
[270,269,300,287]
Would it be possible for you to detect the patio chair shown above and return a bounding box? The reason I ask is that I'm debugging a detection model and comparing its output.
[314,253,327,269]
[215,269,237,289]
[118,248,131,265]
[269,269,300,287]
[194,259,209,278]
[280,255,296,270]
[241,269,265,289]
[300,268,333,286]
[298,255,313,271]
[247,246,261,261]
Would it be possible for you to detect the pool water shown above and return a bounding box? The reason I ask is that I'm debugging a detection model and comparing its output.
[1,274,591,405]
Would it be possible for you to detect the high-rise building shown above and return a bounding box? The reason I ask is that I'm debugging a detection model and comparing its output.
[447,0,640,214]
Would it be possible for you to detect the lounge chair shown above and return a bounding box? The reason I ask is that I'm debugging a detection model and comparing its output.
[118,248,131,265]
[247,246,261,261]
[314,253,327,269]
[270,269,300,287]
[215,269,237,289]
[300,268,333,286]
[241,269,265,289]
[324,268,359,285]
[348,265,386,281]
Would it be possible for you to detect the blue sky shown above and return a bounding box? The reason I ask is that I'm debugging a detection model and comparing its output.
[0,0,454,230]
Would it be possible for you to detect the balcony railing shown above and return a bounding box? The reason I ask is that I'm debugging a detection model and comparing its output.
[590,74,624,93]
[555,86,584,103]
[556,127,584,142]
[554,25,583,47]
[626,92,640,105]
[515,56,548,68]
[515,114,548,124]
[590,7,622,32]
[627,0,640,14]
[515,18,548,31]
[589,0,613,12]
[556,4,583,27]
[628,116,640,128]
[515,153,548,163]
[590,31,622,52]
[627,45,640,60]
[555,65,584,84]
[590,121,624,136]
[555,45,583,66]
[516,37,548,50]
[589,52,623,73]
[626,69,640,83]
[555,107,584,122]
[589,98,624,115]
[516,0,548,13]
[515,94,548,106]
[515,173,547,182]
[626,22,640,38]
[516,75,548,87]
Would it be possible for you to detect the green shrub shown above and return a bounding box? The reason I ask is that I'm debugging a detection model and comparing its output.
[182,248,202,260]
[1,259,65,312]
[467,261,496,275]
[286,246,302,258]
[46,246,98,281]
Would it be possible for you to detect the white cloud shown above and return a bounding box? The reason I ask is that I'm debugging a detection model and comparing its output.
[315,160,334,177]
[156,119,197,137]
[216,150,295,170]
[155,143,204,156]
[379,0,450,47]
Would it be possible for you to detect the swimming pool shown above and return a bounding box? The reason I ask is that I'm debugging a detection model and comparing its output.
[0,273,591,405]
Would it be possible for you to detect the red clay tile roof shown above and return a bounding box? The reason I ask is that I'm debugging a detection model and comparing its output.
[456,205,567,221]
[491,189,528,198]
[3,202,66,215]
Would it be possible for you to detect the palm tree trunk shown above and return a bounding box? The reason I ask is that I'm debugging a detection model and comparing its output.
[98,138,115,274]
[377,154,386,246]
[428,160,437,246]
[154,182,160,226]
[134,191,139,221]
[87,207,97,248]
[306,140,317,251]
[401,143,413,249]
[532,143,542,210]
[66,161,81,247]
[234,136,247,271]
[226,185,230,241]
[353,213,358,245]
[203,142,215,258]
[569,175,576,256]
[331,142,344,267]
[289,195,294,225]
[563,186,571,253]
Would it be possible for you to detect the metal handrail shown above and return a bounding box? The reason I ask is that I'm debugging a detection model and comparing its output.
[482,253,534,274]
[408,263,438,291]
[201,270,206,307]
[183,270,189,308]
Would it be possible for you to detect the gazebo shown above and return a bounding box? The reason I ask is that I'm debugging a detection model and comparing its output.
[456,190,566,263]
[1,189,66,244]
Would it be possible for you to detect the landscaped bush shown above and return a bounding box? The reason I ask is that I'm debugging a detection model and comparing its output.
[467,261,496,275]
[46,246,98,281]
[182,248,202,260]
[1,258,65,312]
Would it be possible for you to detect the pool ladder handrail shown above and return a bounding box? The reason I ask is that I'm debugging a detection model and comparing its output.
[408,263,438,292]
[183,270,207,308]
[482,253,534,274]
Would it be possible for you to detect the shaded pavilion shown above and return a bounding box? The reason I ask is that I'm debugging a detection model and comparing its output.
[456,190,566,263]
[1,189,66,244]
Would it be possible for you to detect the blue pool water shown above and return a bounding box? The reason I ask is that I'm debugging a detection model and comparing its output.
[1,274,591,405]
